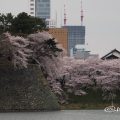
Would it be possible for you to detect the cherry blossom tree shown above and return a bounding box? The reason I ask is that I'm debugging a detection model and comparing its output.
[58,57,120,102]
[0,32,31,68]
[0,32,64,100]
[27,32,64,101]
[1,32,120,103]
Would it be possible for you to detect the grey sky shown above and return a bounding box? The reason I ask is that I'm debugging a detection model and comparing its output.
[0,0,120,57]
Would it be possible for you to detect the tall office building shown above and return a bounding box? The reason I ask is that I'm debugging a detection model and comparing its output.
[35,0,50,19]
[63,26,85,55]
[63,1,86,57]
[29,0,50,19]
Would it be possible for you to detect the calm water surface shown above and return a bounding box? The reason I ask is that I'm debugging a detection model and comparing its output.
[0,110,119,120]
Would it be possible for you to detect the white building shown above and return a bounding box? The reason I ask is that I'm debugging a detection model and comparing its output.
[29,0,35,16]
[71,44,99,60]
[45,19,57,28]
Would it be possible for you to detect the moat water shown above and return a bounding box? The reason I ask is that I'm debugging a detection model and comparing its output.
[0,110,119,120]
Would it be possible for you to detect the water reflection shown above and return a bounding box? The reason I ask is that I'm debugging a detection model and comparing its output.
[0,110,119,120]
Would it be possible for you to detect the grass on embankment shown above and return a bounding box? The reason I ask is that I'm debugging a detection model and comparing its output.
[61,103,120,110]
[60,89,120,110]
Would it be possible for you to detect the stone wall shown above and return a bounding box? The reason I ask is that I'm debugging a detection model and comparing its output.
[0,63,60,111]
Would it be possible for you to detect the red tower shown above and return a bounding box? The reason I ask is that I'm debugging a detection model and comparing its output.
[81,0,84,26]
[64,4,67,26]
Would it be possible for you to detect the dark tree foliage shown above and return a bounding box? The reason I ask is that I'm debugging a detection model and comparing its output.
[12,12,47,34]
[45,38,63,57]
[0,12,47,35]
[0,13,13,33]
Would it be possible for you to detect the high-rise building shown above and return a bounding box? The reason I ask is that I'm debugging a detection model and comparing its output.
[62,1,86,56]
[62,1,91,59]
[29,0,50,19]
[35,0,50,19]
[63,26,85,55]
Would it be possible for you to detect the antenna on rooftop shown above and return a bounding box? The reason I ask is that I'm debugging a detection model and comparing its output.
[55,10,58,27]
[80,0,84,26]
[64,4,67,26]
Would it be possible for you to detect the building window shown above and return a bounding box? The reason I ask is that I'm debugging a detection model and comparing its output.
[30,4,34,6]
[46,4,50,7]
[30,12,34,14]
[41,0,49,2]
[30,8,34,10]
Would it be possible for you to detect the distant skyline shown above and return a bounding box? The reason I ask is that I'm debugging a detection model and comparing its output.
[0,0,120,57]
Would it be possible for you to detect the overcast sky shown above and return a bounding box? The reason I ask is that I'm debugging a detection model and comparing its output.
[0,0,120,57]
